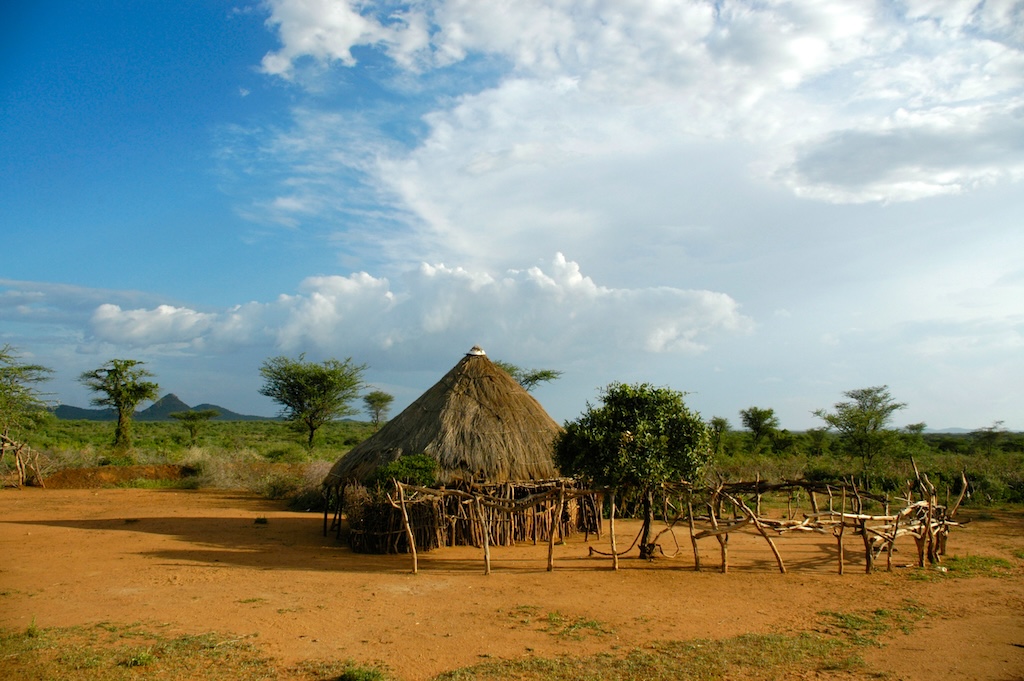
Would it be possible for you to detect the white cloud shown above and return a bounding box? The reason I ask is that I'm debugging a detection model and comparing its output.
[237,0,1024,288]
[76,255,751,362]
[92,304,218,346]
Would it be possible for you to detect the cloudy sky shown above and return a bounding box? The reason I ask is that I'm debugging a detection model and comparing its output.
[3,1,1022,431]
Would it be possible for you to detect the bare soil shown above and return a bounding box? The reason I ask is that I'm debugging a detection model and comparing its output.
[2,485,1023,680]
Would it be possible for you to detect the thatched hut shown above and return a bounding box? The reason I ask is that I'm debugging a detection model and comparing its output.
[324,345,561,488]
[323,346,596,553]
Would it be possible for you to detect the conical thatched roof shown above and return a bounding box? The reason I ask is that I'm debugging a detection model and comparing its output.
[325,346,562,487]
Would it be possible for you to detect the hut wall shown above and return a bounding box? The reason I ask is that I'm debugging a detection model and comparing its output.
[346,481,600,554]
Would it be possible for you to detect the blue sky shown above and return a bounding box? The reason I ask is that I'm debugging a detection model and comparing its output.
[2,1,1022,431]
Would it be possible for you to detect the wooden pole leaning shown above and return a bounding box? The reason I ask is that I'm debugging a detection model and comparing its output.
[397,482,418,574]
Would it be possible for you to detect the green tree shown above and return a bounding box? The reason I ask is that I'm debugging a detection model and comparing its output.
[493,360,563,392]
[555,382,712,559]
[813,385,906,487]
[709,416,730,457]
[739,406,779,451]
[79,359,159,450]
[169,409,219,446]
[971,420,1006,456]
[259,354,366,449]
[805,427,831,457]
[0,346,53,485]
[363,390,395,430]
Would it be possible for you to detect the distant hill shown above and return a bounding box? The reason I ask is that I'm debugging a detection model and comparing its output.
[53,393,270,422]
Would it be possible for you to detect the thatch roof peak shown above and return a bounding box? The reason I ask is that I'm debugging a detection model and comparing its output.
[325,349,561,487]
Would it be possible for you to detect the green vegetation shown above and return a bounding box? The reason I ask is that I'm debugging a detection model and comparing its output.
[0,621,389,681]
[169,409,220,446]
[362,390,395,430]
[0,345,54,485]
[436,633,859,681]
[907,554,1015,581]
[556,382,711,558]
[710,387,1024,505]
[3,616,903,681]
[79,359,160,451]
[492,360,564,392]
[0,418,375,509]
[259,354,367,449]
[366,453,438,490]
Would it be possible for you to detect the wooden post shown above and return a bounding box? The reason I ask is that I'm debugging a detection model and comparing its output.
[709,492,728,574]
[886,512,899,572]
[476,496,491,575]
[755,473,762,516]
[686,498,701,572]
[547,486,564,572]
[609,489,619,571]
[397,483,418,574]
[836,488,846,575]
[860,518,873,574]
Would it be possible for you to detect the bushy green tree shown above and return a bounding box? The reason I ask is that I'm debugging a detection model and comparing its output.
[709,416,730,457]
[813,385,906,487]
[555,382,711,559]
[169,409,219,446]
[0,346,53,484]
[79,359,159,450]
[259,354,366,449]
[739,406,779,452]
[362,390,394,430]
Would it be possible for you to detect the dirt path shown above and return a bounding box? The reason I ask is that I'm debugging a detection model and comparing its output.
[2,488,1023,680]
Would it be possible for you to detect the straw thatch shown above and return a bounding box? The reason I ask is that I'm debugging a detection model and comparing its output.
[324,346,562,489]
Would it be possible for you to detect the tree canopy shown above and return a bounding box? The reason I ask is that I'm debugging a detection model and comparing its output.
[555,382,711,558]
[493,360,563,392]
[0,345,53,440]
[813,385,906,486]
[0,346,53,485]
[259,354,366,448]
[739,406,779,451]
[79,359,159,450]
[169,409,219,446]
[362,390,395,430]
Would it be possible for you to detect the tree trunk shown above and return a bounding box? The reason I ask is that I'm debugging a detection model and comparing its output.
[115,409,132,449]
[639,487,656,559]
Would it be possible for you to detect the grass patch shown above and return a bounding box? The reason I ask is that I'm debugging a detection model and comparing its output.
[817,602,927,645]
[908,554,1014,581]
[503,606,611,640]
[0,621,392,681]
[542,611,611,640]
[1012,548,1024,561]
[435,633,858,680]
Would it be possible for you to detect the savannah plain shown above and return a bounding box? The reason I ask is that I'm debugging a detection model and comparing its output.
[3,478,1024,680]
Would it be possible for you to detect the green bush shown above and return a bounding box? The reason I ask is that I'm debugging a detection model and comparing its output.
[366,453,438,490]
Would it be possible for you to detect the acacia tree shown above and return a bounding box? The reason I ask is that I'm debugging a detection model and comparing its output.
[362,390,394,430]
[555,382,712,559]
[0,346,53,485]
[493,360,563,392]
[259,354,366,449]
[708,416,730,457]
[739,406,779,452]
[169,409,219,446]
[79,359,159,450]
[813,385,906,487]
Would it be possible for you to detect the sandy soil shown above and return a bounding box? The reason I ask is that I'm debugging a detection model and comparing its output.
[2,486,1023,680]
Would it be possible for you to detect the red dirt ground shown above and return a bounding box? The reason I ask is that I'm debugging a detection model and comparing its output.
[2,485,1023,680]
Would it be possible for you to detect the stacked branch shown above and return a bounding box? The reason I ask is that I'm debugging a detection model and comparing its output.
[326,471,967,576]
[1,431,45,488]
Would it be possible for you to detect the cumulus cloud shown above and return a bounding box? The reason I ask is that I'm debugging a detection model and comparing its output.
[76,255,752,360]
